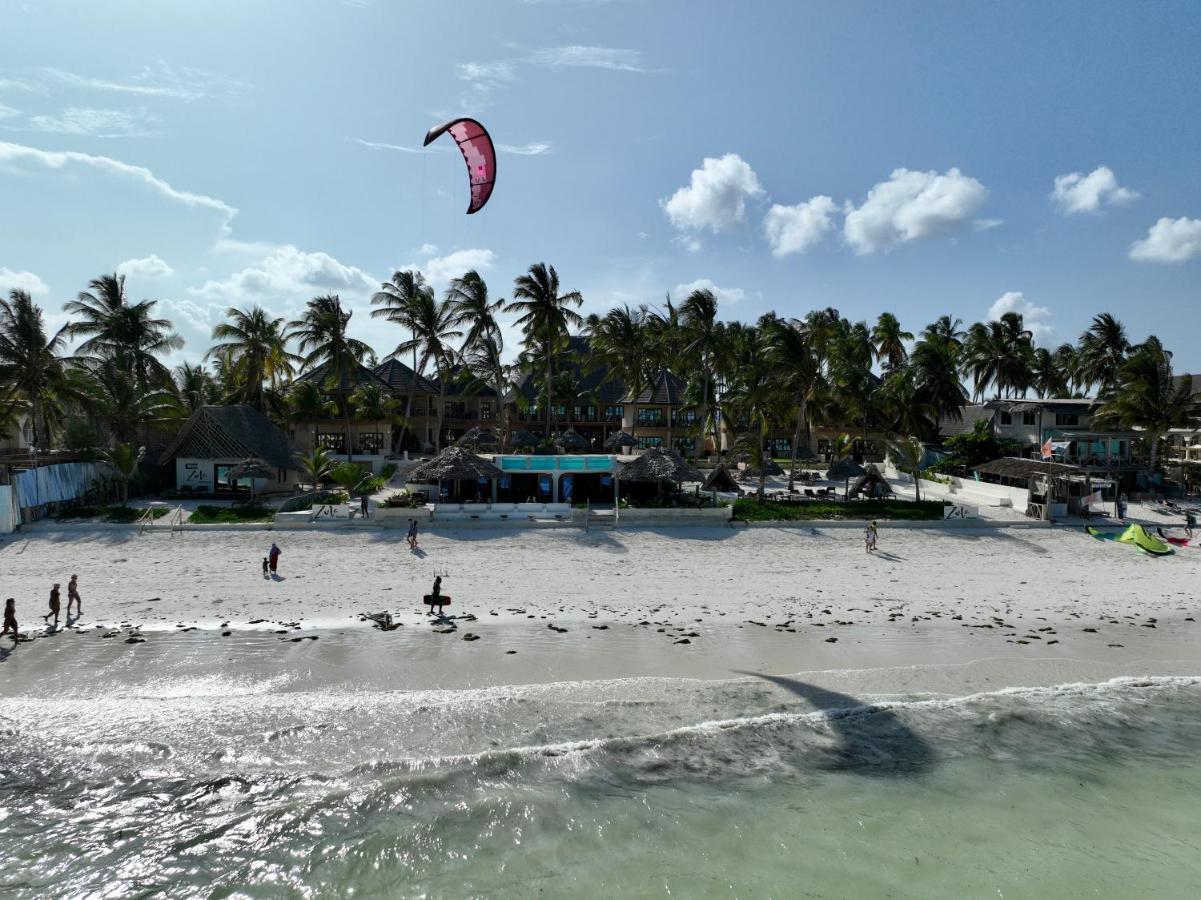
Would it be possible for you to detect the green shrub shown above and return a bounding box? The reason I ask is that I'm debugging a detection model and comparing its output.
[733,498,945,522]
[188,504,275,524]
[56,505,170,523]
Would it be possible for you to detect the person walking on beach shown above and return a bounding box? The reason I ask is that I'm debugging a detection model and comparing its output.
[407,518,419,550]
[2,598,17,641]
[428,575,445,616]
[865,520,879,553]
[360,494,369,519]
[268,543,281,575]
[1186,509,1196,539]
[66,574,82,618]
[43,583,61,628]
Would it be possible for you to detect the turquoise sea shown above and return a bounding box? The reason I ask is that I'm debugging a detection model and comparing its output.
[2,668,1200,897]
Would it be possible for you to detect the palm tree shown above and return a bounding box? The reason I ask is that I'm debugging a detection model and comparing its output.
[175,362,219,413]
[765,317,821,490]
[586,304,650,439]
[75,360,180,444]
[1031,347,1070,399]
[911,336,968,431]
[371,270,432,450]
[287,379,335,449]
[921,315,965,351]
[447,270,508,439]
[829,320,877,451]
[963,313,1033,399]
[390,290,460,452]
[289,294,372,460]
[0,289,71,448]
[1095,337,1197,474]
[681,288,723,455]
[206,306,295,410]
[871,312,913,374]
[888,435,926,503]
[296,446,334,491]
[507,263,583,437]
[1077,312,1130,396]
[877,367,937,441]
[63,273,183,393]
[349,383,403,451]
[100,443,145,506]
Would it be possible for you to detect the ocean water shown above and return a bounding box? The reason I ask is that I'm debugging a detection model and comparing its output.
[2,671,1201,898]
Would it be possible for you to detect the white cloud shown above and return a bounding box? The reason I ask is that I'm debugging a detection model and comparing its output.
[0,267,49,297]
[402,248,497,288]
[117,254,174,279]
[988,291,1054,343]
[1051,165,1138,215]
[672,277,746,305]
[497,141,552,155]
[39,62,247,102]
[527,46,649,72]
[843,167,988,254]
[661,153,763,234]
[25,106,155,137]
[0,102,19,120]
[0,78,45,94]
[351,137,427,154]
[973,217,1004,231]
[188,245,377,305]
[0,140,238,236]
[763,195,836,257]
[1129,216,1201,263]
[159,298,214,336]
[417,243,439,256]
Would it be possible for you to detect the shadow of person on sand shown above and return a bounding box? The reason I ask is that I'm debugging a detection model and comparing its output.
[410,547,427,559]
[733,671,935,777]
[270,573,287,582]
[873,551,904,561]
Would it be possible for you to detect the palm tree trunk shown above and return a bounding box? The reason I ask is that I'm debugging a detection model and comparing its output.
[788,404,803,492]
[342,392,354,462]
[544,346,553,438]
[436,373,446,453]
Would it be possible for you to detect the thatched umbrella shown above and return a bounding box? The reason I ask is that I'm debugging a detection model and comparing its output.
[848,463,892,499]
[702,465,739,492]
[408,446,503,503]
[226,458,273,499]
[553,427,589,451]
[744,458,784,477]
[826,457,867,499]
[604,430,637,451]
[619,448,703,501]
[508,428,541,450]
[455,426,499,450]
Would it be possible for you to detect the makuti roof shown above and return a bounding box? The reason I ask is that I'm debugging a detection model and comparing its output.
[159,405,296,469]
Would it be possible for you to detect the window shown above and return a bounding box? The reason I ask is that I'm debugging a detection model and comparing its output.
[769,438,791,455]
[317,432,346,453]
[1022,411,1037,426]
[1055,413,1080,427]
[999,412,1013,425]
[636,409,665,426]
[672,410,697,426]
[604,405,624,421]
[357,432,384,454]
[479,401,492,420]
[673,437,695,454]
[637,436,663,449]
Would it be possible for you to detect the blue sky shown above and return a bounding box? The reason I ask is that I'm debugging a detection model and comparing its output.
[2,0,1199,370]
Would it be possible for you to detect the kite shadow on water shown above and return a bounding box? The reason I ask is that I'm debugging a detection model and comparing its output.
[734,671,936,777]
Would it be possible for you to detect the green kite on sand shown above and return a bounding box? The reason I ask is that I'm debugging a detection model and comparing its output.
[1086,524,1174,557]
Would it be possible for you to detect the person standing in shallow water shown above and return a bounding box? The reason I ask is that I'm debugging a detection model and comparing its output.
[2,598,17,641]
[66,574,82,618]
[43,583,61,628]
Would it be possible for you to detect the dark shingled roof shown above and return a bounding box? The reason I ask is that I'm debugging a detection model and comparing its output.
[430,363,497,398]
[159,405,296,469]
[407,446,503,482]
[936,404,995,438]
[373,358,437,395]
[630,369,686,405]
[297,361,391,395]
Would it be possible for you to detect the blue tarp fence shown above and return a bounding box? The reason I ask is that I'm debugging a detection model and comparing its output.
[11,461,106,514]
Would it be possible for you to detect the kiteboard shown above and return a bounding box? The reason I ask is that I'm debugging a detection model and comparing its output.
[423,594,452,607]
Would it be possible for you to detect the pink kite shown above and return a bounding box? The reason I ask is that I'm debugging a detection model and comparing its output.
[423,117,496,214]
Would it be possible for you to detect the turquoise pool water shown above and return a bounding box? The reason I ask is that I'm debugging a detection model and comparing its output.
[497,454,616,472]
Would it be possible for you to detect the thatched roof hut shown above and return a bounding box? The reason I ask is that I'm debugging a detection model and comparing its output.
[702,465,739,492]
[826,457,867,482]
[743,458,784,477]
[619,448,703,483]
[554,428,589,450]
[848,464,893,499]
[604,430,636,450]
[973,457,1081,480]
[455,426,499,449]
[508,428,542,449]
[407,446,503,483]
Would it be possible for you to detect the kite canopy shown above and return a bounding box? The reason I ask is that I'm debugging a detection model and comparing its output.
[423,117,496,214]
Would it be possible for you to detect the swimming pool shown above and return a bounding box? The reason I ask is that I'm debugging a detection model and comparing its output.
[496,454,617,473]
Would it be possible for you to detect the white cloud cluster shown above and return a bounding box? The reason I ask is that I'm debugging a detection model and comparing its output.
[0,267,49,297]
[1051,166,1137,214]
[672,277,746,305]
[402,248,497,288]
[763,196,836,257]
[661,153,764,234]
[188,245,376,305]
[117,254,174,279]
[843,167,988,254]
[988,291,1054,343]
[526,46,649,72]
[26,106,154,137]
[0,102,19,119]
[1129,216,1201,263]
[39,62,247,103]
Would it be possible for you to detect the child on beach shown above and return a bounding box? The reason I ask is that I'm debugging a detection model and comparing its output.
[407,519,419,550]
[268,543,281,575]
[43,583,61,628]
[864,521,878,553]
[66,574,82,618]
[2,598,17,641]
[262,557,270,578]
